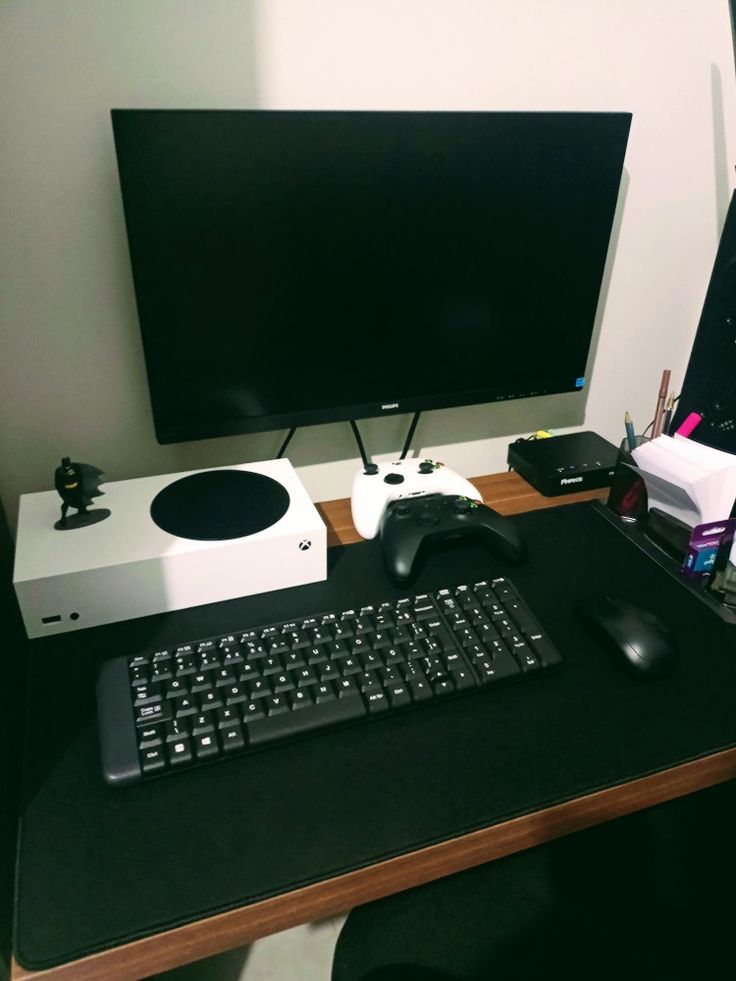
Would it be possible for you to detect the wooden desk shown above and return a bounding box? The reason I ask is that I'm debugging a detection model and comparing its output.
[14,476,736,981]
[316,471,609,547]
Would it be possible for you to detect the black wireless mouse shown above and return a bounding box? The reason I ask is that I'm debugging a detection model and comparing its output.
[577,594,678,680]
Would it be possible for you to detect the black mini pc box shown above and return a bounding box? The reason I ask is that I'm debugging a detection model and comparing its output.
[507,431,619,496]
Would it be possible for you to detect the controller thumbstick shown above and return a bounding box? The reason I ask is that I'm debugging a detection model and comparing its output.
[418,461,435,474]
[394,501,411,516]
[364,463,379,475]
[453,497,471,513]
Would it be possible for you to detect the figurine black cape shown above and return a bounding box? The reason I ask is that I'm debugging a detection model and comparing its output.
[54,457,111,530]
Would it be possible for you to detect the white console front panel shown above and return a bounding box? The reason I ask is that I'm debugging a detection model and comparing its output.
[13,459,326,638]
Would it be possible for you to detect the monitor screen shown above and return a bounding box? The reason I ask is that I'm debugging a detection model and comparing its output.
[111,109,631,444]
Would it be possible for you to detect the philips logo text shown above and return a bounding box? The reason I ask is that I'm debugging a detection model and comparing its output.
[381,402,400,410]
[560,476,583,485]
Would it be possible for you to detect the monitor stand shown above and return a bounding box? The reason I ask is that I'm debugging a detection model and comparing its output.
[150,469,290,541]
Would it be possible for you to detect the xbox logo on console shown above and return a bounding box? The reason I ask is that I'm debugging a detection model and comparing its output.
[299,539,312,551]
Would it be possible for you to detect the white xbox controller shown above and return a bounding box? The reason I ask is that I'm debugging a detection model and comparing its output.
[351,458,482,540]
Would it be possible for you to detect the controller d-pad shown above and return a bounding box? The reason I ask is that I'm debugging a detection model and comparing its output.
[384,473,405,485]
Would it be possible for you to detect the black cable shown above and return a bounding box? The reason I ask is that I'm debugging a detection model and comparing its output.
[349,420,371,470]
[276,427,296,459]
[399,411,421,461]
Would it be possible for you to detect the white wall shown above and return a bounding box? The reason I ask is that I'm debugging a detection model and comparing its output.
[2,0,735,534]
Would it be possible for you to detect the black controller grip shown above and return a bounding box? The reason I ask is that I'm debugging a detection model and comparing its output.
[380,494,526,583]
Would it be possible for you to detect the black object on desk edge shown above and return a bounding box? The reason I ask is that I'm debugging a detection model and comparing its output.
[593,502,736,625]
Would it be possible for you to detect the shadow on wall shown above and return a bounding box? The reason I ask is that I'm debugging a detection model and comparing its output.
[712,63,733,232]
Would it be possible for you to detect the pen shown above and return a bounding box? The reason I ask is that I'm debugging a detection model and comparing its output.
[661,392,674,437]
[651,368,671,438]
[624,411,637,452]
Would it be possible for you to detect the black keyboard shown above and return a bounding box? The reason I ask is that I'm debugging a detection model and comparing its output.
[97,576,562,785]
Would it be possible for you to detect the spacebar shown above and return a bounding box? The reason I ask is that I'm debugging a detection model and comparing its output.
[245,695,367,746]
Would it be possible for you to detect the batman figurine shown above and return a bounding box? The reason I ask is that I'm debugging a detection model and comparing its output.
[54,457,111,530]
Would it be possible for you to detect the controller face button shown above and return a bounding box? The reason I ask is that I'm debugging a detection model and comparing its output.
[384,473,405,485]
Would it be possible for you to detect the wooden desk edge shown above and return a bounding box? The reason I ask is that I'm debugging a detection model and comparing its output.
[317,471,608,546]
[14,747,736,981]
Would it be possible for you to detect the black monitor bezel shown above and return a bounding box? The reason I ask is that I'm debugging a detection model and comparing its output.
[112,108,631,445]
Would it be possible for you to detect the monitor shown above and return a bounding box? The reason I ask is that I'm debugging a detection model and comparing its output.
[111,109,631,445]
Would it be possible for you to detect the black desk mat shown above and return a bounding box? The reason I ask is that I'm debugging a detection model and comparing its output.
[14,502,736,969]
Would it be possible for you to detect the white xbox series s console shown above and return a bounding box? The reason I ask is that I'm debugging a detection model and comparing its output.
[13,459,326,639]
[351,458,482,540]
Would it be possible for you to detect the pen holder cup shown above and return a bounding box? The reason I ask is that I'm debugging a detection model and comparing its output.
[607,437,650,521]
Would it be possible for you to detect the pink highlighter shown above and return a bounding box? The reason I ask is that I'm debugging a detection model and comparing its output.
[675,412,703,438]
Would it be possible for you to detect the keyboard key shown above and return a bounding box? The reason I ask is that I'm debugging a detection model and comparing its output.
[266,695,289,716]
[476,654,520,684]
[173,694,198,718]
[247,679,271,700]
[273,673,295,694]
[314,683,336,703]
[296,666,318,688]
[129,664,149,687]
[214,668,237,687]
[221,725,246,753]
[387,683,412,709]
[199,690,224,712]
[246,692,366,745]
[510,639,539,672]
[288,689,313,710]
[525,630,563,668]
[366,690,389,713]
[224,684,248,705]
[194,732,219,760]
[135,702,172,727]
[448,665,476,690]
[336,677,359,698]
[175,654,198,676]
[358,671,381,694]
[407,677,433,702]
[284,650,307,671]
[307,645,328,665]
[133,684,162,707]
[191,714,215,735]
[165,678,187,699]
[167,738,193,767]
[189,673,212,694]
[165,719,190,743]
[242,700,266,722]
[140,747,166,774]
[221,648,244,669]
[138,725,163,750]
[215,707,240,729]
